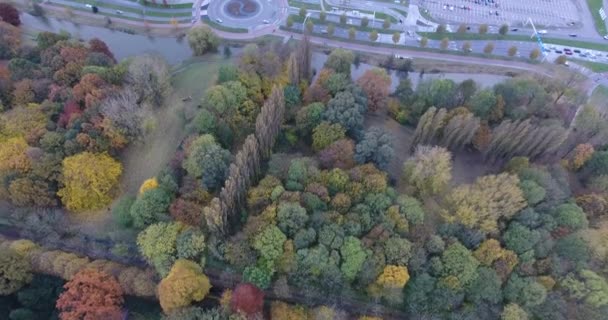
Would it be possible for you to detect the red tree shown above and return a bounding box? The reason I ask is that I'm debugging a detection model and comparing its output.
[89,38,116,62]
[58,100,83,128]
[0,3,20,26]
[230,283,264,317]
[356,68,391,112]
[56,269,124,320]
[72,73,109,109]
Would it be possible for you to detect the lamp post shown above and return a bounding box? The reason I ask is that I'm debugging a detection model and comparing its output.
[303,12,311,32]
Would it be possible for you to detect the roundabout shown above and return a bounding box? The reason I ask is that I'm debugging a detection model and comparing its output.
[207,0,284,30]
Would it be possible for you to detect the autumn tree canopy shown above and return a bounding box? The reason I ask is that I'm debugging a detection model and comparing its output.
[56,269,124,320]
[158,259,212,313]
[57,152,122,211]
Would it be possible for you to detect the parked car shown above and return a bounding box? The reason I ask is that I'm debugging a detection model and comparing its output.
[216,18,223,23]
[510,28,518,31]
[569,34,577,37]
[604,35,608,40]
[537,30,548,34]
[573,49,581,53]
[115,10,123,14]
[263,19,270,24]
[555,50,563,54]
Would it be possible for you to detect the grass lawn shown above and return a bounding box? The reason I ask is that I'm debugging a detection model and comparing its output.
[290,14,398,34]
[50,3,189,23]
[420,32,608,51]
[572,59,608,73]
[202,17,249,33]
[587,0,607,36]
[66,0,191,17]
[289,0,323,11]
[392,8,408,18]
[590,85,608,107]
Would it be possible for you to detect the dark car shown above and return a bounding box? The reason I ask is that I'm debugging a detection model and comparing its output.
[573,49,581,53]
[555,50,563,54]
[565,51,573,55]
[511,28,518,31]
[569,34,577,37]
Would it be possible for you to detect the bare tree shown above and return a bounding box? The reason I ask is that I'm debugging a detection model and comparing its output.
[126,54,171,107]
[100,89,144,141]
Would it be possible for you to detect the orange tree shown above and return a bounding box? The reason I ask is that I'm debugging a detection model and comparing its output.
[56,269,124,320]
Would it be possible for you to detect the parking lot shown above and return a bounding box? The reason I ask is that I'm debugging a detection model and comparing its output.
[421,0,580,27]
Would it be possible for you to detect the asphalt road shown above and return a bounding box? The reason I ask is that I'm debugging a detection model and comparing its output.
[48,0,191,21]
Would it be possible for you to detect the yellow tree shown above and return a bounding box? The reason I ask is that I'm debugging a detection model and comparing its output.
[139,177,159,195]
[376,265,410,288]
[158,259,211,313]
[444,173,526,232]
[0,137,30,173]
[57,152,122,211]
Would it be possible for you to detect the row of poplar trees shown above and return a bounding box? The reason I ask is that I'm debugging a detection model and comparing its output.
[412,107,568,163]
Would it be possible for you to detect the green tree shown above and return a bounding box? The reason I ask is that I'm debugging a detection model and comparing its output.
[555,55,567,65]
[384,237,412,266]
[299,7,307,18]
[469,89,497,119]
[349,27,356,40]
[369,30,379,42]
[504,274,547,307]
[499,24,509,35]
[529,48,541,60]
[312,122,346,151]
[519,179,546,206]
[217,65,239,84]
[340,236,367,281]
[277,202,309,237]
[554,203,588,231]
[325,48,354,75]
[327,24,335,36]
[466,267,502,304]
[436,24,446,33]
[479,24,488,34]
[187,25,219,56]
[305,20,314,33]
[296,102,325,135]
[253,225,287,262]
[319,10,327,22]
[508,46,518,57]
[183,134,231,190]
[503,222,541,254]
[324,91,365,136]
[340,13,347,25]
[0,248,32,295]
[440,242,479,290]
[457,23,467,33]
[403,146,452,196]
[287,16,294,28]
[440,37,449,50]
[420,36,428,48]
[484,42,495,54]
[501,303,528,320]
[392,32,401,45]
[561,269,608,308]
[462,41,472,53]
[130,187,173,229]
[361,16,369,27]
[354,127,394,170]
[383,18,390,29]
[137,222,186,276]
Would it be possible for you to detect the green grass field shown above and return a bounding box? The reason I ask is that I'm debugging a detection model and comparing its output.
[289,0,323,11]
[290,14,399,34]
[202,17,249,33]
[572,59,608,73]
[420,32,608,51]
[61,0,190,17]
[590,85,608,108]
[587,0,607,36]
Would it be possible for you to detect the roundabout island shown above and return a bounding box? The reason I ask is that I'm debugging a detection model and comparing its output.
[207,0,285,31]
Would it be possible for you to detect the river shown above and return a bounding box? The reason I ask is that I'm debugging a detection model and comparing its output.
[21,13,194,64]
[22,13,510,89]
